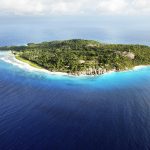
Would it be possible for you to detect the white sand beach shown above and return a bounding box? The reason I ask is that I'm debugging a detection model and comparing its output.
[0,51,149,77]
[0,51,68,76]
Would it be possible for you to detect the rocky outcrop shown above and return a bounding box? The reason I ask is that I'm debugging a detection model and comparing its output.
[79,60,85,64]
[116,51,135,60]
[122,51,135,59]
[71,67,117,76]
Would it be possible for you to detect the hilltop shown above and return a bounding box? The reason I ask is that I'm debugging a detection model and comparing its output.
[1,39,150,75]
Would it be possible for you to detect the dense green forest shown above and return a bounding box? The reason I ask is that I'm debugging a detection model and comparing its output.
[1,39,150,75]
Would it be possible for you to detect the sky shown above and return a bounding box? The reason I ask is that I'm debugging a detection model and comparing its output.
[0,0,150,16]
[0,0,150,46]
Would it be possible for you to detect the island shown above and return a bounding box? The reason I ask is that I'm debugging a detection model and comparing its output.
[0,39,150,76]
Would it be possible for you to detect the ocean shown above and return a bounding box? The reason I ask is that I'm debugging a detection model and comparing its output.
[0,51,150,150]
[0,16,150,150]
[0,16,150,46]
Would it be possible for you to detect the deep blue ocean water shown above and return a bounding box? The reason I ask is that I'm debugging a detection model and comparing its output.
[0,51,150,150]
[0,16,150,149]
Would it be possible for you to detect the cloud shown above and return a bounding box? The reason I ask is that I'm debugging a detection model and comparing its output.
[132,0,150,13]
[96,0,128,14]
[0,0,150,16]
[0,0,44,15]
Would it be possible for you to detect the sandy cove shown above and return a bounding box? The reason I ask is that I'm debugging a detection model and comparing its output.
[0,51,149,77]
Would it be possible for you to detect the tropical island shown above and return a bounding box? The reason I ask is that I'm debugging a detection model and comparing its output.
[0,39,150,76]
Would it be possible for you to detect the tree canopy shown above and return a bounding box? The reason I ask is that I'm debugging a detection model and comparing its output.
[1,39,150,74]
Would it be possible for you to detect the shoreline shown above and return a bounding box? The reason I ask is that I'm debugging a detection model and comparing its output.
[0,51,69,76]
[0,51,149,78]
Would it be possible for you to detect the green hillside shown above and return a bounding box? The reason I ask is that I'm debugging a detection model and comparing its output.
[2,39,150,75]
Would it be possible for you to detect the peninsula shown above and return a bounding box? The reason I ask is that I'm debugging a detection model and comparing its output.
[0,39,150,76]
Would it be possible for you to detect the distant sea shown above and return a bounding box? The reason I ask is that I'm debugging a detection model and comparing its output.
[0,16,150,46]
[0,16,150,150]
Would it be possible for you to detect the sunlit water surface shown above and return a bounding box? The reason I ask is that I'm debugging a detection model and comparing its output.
[0,51,150,150]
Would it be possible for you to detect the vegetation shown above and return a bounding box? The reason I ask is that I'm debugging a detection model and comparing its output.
[15,55,42,69]
[1,39,150,75]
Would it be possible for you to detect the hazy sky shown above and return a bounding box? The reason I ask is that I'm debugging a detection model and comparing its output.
[0,0,150,16]
[0,0,150,46]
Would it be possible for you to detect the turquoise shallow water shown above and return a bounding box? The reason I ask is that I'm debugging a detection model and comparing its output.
[0,51,150,150]
[1,58,150,90]
[1,51,150,90]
